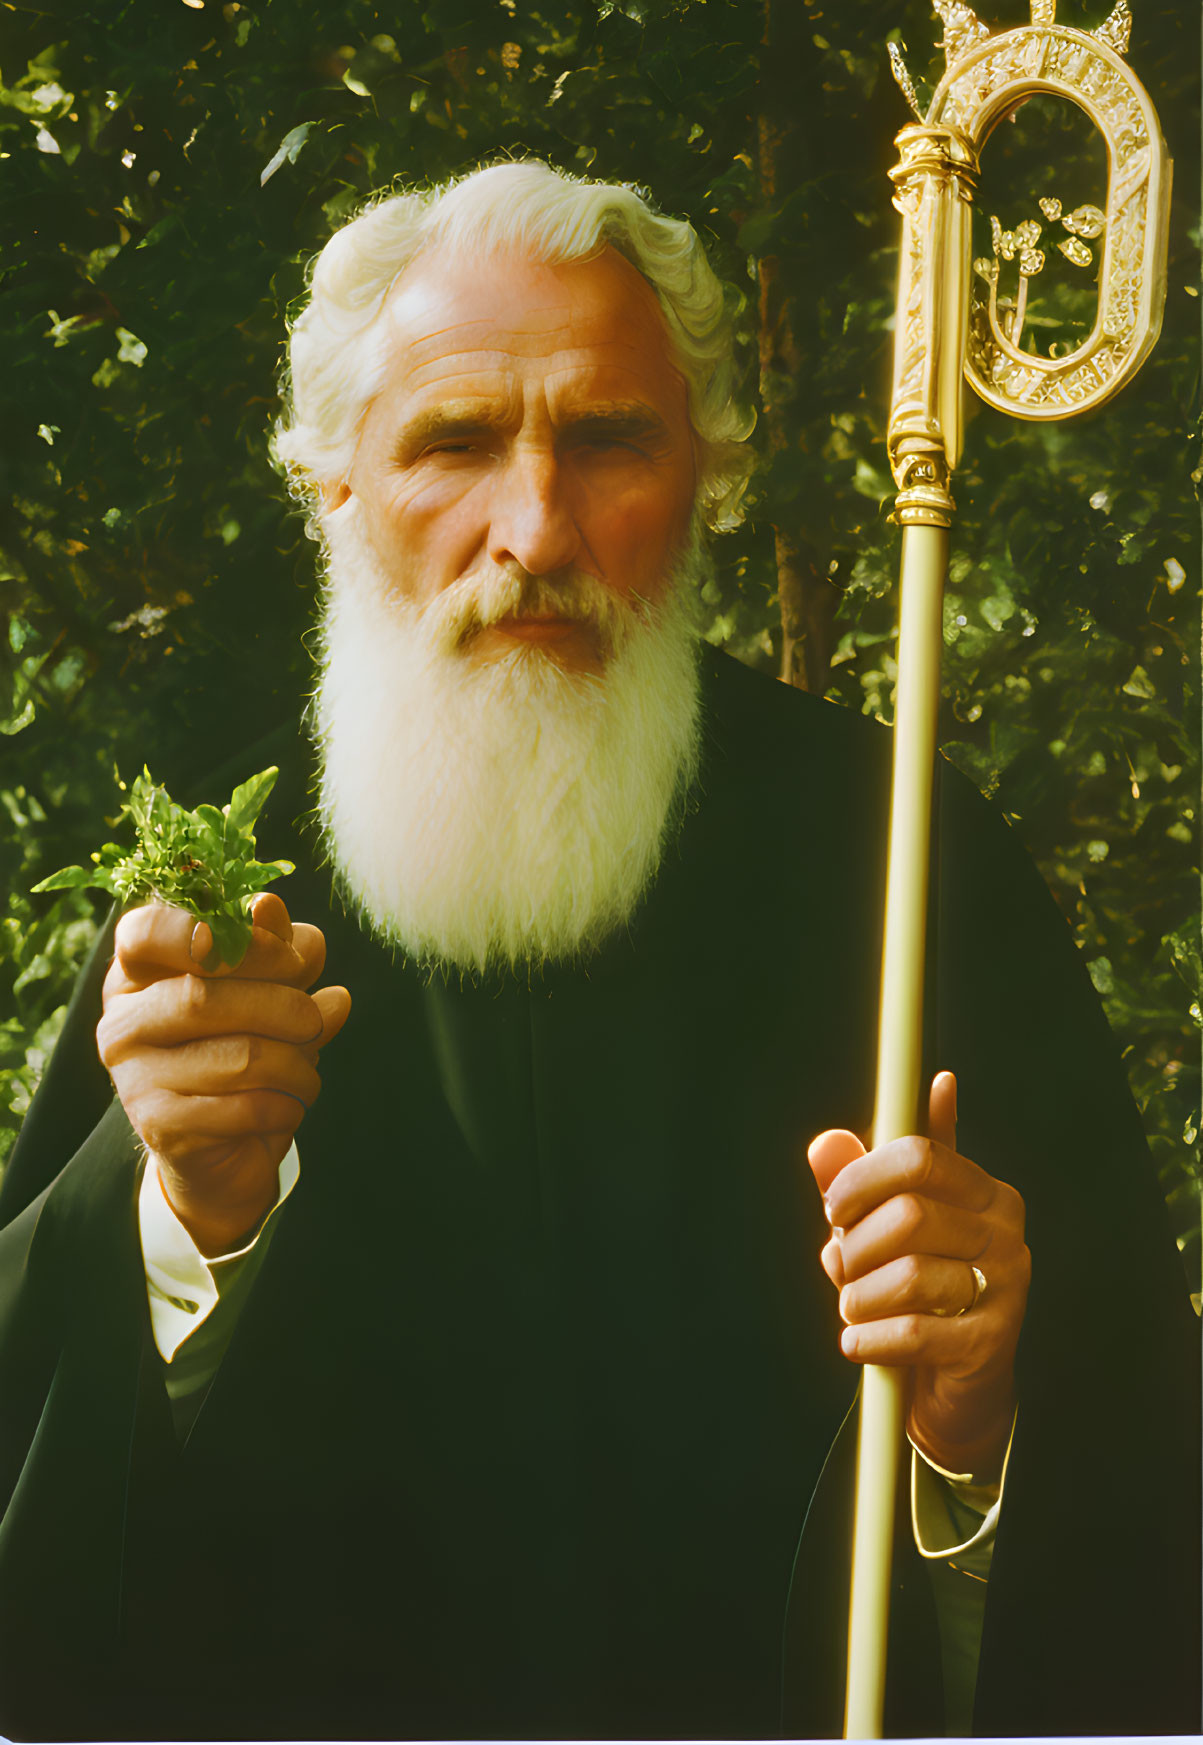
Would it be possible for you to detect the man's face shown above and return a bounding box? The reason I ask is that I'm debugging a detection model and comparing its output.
[336,245,698,674]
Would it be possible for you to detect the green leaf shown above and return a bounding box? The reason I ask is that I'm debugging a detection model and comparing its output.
[31,865,94,892]
[260,121,314,186]
[1163,924,1203,999]
[205,911,251,972]
[1088,956,1115,995]
[1122,665,1158,701]
[226,767,278,838]
[12,953,55,995]
[242,857,296,893]
[191,806,227,856]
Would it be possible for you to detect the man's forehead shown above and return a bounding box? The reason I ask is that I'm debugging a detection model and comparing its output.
[379,244,678,377]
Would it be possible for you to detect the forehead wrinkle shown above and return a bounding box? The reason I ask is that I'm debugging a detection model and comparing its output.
[404,354,522,396]
[400,348,677,410]
[386,299,596,369]
[397,323,656,380]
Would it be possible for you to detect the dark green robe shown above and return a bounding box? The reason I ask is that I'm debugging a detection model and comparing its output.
[0,649,1196,1739]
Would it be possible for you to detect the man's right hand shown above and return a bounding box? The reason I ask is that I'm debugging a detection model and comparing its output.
[97,892,351,1257]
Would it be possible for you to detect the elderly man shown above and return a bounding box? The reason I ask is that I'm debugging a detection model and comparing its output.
[0,162,1196,1741]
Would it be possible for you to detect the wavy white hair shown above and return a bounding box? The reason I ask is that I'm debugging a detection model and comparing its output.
[274,159,754,530]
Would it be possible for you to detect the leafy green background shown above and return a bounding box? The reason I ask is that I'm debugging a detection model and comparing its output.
[1,0,1198,1297]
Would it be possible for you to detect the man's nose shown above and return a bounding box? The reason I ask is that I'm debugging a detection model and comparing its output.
[487,449,581,576]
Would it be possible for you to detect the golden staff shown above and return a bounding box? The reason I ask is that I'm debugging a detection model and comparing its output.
[844,2,1171,1734]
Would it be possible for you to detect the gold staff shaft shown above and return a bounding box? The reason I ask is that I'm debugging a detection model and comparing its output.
[843,3,1170,1732]
[872,528,949,1158]
[845,522,948,1739]
[844,125,970,1739]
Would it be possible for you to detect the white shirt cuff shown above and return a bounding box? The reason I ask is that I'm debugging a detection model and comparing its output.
[139,1144,300,1362]
[910,1413,1016,1564]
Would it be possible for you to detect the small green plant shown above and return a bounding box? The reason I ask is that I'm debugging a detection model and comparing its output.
[32,767,294,969]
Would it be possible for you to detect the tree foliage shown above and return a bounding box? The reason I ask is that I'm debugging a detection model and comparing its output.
[1,0,1197,1291]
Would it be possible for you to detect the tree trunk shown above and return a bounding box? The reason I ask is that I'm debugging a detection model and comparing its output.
[756,0,838,692]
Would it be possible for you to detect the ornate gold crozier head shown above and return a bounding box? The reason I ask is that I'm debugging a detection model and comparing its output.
[886,1,1171,525]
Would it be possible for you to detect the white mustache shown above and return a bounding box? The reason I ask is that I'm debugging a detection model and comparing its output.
[424,565,638,661]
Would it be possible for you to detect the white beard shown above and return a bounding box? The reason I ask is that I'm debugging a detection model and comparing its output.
[312,506,704,974]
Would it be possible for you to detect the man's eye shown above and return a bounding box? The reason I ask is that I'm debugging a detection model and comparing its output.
[573,433,639,455]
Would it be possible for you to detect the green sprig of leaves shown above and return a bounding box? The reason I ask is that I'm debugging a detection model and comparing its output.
[32,766,295,969]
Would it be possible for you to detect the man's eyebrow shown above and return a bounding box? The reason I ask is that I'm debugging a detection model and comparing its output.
[392,401,504,453]
[558,402,672,441]
[391,398,674,456]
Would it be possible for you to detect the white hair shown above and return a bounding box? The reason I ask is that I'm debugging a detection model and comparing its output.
[275,159,754,531]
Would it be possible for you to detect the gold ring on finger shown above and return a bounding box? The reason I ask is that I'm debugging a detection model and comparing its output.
[932,1263,987,1318]
[953,1264,987,1318]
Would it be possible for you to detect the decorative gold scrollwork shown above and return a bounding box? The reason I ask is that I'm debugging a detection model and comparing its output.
[972,198,1107,350]
[885,125,979,520]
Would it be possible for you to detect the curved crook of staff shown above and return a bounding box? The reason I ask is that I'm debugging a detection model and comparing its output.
[844,4,1171,1736]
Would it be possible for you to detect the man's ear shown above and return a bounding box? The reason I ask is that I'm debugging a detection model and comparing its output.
[321,480,352,514]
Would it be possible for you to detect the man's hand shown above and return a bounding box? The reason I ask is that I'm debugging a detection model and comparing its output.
[807,1073,1030,1483]
[98,892,351,1257]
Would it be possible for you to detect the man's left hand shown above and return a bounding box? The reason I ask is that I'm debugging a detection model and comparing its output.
[808,1072,1030,1484]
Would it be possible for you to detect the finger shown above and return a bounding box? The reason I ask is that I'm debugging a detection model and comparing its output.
[310,984,351,1050]
[220,921,324,990]
[112,904,210,986]
[837,1310,1000,1369]
[99,976,323,1066]
[836,1192,992,1284]
[823,1134,996,1230]
[819,1233,847,1290]
[116,1033,322,1108]
[838,1252,980,1326]
[278,923,326,988]
[928,1070,957,1154]
[807,1127,866,1196]
[249,891,292,943]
